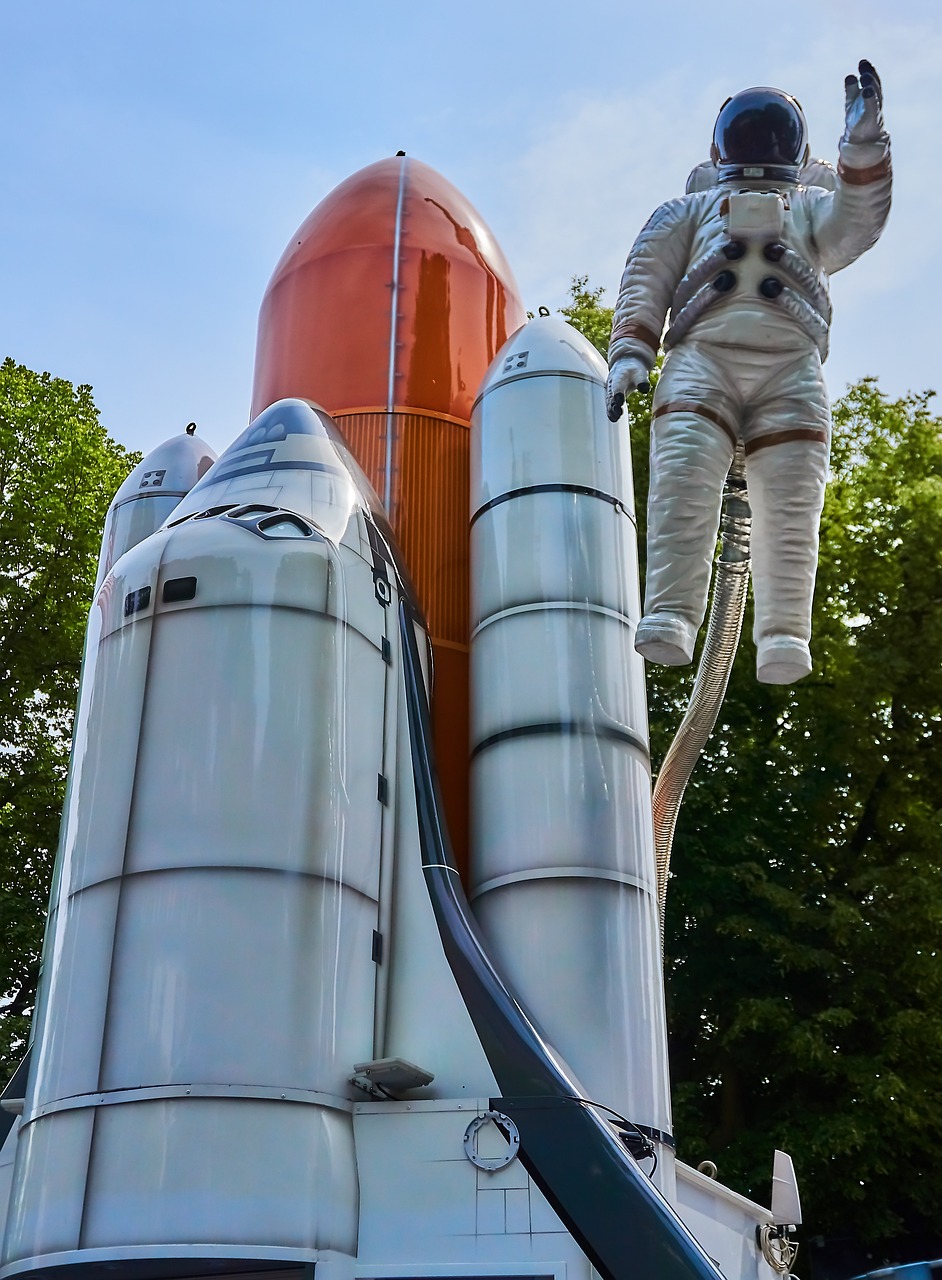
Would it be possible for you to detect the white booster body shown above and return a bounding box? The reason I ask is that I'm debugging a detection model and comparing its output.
[469,317,673,1171]
[2,401,401,1274]
[95,430,218,588]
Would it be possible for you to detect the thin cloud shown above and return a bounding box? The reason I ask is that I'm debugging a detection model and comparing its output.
[498,21,941,400]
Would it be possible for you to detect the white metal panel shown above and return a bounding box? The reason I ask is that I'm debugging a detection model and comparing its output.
[219,473,283,497]
[167,405,363,547]
[476,1188,506,1235]
[471,737,655,888]
[98,536,159,641]
[675,1161,776,1280]
[81,1098,357,1253]
[505,1188,531,1234]
[471,879,668,1120]
[379,676,498,1099]
[0,1119,20,1250]
[3,1108,93,1262]
[105,433,218,514]
[353,1099,588,1274]
[100,867,377,1093]
[58,625,151,894]
[471,377,630,512]
[150,509,385,646]
[124,608,383,900]
[27,880,120,1108]
[327,532,393,642]
[529,1185,567,1235]
[100,494,183,585]
[154,519,331,614]
[471,607,647,746]
[471,496,639,630]
[475,309,608,390]
[479,1149,529,1192]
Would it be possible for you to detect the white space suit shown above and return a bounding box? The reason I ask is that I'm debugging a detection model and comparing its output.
[608,63,891,683]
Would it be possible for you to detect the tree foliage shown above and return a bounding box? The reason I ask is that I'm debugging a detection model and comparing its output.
[0,359,137,1078]
[564,280,942,1267]
[559,275,615,359]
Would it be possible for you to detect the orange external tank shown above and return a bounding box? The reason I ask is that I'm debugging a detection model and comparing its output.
[250,155,527,873]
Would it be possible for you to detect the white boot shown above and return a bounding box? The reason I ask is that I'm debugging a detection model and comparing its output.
[756,634,812,684]
[635,612,697,665]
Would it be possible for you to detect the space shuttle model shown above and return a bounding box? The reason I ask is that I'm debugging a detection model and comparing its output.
[0,158,799,1280]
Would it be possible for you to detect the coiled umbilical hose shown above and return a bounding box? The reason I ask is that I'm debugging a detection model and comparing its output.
[651,447,752,941]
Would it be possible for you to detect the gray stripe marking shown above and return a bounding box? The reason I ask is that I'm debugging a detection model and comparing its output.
[471,719,649,761]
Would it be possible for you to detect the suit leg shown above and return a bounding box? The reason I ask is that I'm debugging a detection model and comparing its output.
[639,405,735,664]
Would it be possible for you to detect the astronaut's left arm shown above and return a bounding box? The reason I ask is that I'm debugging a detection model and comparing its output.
[606,196,696,419]
[810,60,892,274]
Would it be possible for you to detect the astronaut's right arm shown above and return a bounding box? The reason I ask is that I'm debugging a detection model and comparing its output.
[607,196,696,420]
[811,60,892,274]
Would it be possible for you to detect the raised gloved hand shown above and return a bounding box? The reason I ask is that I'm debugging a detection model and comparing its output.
[606,356,651,422]
[844,59,884,144]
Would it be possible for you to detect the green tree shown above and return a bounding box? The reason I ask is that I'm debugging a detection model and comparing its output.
[0,359,137,1080]
[559,275,615,359]
[563,280,942,1267]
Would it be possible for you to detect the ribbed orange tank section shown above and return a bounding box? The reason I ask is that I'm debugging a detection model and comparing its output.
[331,409,470,646]
[250,157,526,874]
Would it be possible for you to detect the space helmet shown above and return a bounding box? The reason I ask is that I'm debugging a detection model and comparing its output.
[711,87,809,184]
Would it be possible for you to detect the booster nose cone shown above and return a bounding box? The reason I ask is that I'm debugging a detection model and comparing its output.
[96,428,217,587]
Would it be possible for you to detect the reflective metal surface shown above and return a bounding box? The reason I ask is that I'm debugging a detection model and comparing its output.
[470,318,672,1173]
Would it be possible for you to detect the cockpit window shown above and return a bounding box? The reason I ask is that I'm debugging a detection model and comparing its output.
[165,503,324,541]
[256,515,312,539]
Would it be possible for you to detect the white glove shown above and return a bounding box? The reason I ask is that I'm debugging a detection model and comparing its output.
[606,356,651,422]
[843,59,884,144]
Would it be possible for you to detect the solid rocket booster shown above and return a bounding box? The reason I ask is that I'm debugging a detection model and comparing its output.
[95,427,217,587]
[2,401,400,1272]
[469,316,674,1183]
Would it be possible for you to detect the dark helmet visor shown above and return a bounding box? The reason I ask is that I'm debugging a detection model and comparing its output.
[714,88,808,168]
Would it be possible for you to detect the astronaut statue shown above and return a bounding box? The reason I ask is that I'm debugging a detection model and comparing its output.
[607,61,891,683]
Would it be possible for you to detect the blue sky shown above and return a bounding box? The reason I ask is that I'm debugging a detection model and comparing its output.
[1,0,938,458]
